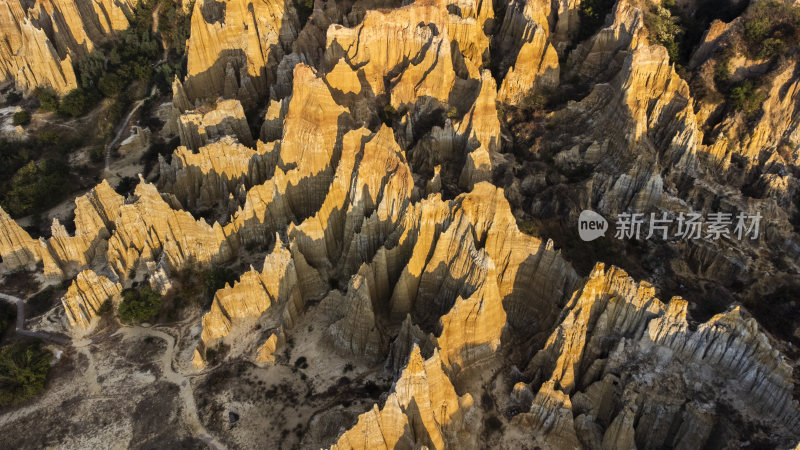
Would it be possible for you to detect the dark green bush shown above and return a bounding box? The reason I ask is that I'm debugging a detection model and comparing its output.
[714,58,731,85]
[78,50,108,90]
[118,286,162,323]
[58,89,97,117]
[729,80,766,117]
[2,159,71,217]
[203,267,238,305]
[32,87,59,112]
[98,73,125,98]
[578,0,616,41]
[644,3,683,63]
[741,0,800,60]
[12,110,30,126]
[5,91,22,105]
[0,342,51,407]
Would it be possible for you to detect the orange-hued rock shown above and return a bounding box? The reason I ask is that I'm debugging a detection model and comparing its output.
[183,0,298,105]
[498,24,559,105]
[177,99,255,150]
[1,0,799,446]
[0,0,135,93]
[61,270,122,329]
[199,237,303,345]
[332,346,473,449]
[159,137,275,210]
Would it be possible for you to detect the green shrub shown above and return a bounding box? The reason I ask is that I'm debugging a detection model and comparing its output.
[0,342,52,407]
[2,159,71,217]
[118,286,162,323]
[644,5,683,63]
[729,80,766,117]
[741,0,800,60]
[12,110,30,126]
[203,267,238,305]
[78,50,108,90]
[757,37,784,60]
[578,0,616,41]
[32,87,59,112]
[98,73,125,98]
[5,91,22,105]
[714,59,731,85]
[58,89,97,117]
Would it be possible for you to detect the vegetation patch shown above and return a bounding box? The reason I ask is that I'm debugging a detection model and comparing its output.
[118,286,163,324]
[2,159,72,218]
[644,2,683,64]
[0,342,52,407]
[578,0,616,42]
[728,79,766,117]
[742,0,800,60]
[203,266,239,306]
[0,302,15,338]
[11,110,30,126]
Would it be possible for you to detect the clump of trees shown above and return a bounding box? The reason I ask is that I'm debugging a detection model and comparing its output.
[0,342,52,407]
[644,2,683,63]
[2,159,71,217]
[0,302,15,337]
[29,0,191,120]
[578,0,616,42]
[12,110,30,126]
[742,0,800,60]
[118,286,162,323]
[203,267,238,306]
[729,80,766,117]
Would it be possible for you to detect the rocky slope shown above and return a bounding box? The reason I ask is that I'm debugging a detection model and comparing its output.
[0,0,136,93]
[0,0,799,447]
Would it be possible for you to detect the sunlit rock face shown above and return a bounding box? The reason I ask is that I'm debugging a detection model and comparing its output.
[1,0,799,447]
[0,0,136,93]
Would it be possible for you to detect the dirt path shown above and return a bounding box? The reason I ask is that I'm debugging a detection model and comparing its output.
[117,326,227,449]
[0,292,70,345]
[105,99,146,172]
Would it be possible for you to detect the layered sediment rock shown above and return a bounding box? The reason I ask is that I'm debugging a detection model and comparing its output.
[497,25,559,105]
[177,99,255,150]
[61,270,122,328]
[183,0,298,105]
[509,264,800,448]
[332,346,474,449]
[158,137,276,211]
[1,0,799,447]
[0,0,135,93]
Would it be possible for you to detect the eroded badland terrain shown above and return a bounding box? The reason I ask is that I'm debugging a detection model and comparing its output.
[0,0,799,447]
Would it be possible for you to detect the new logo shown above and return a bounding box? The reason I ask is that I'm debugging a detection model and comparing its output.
[578,210,608,241]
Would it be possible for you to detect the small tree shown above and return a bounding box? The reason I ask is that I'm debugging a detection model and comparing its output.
[729,80,766,117]
[32,87,59,112]
[0,342,52,407]
[202,267,238,306]
[58,89,95,117]
[12,110,31,126]
[118,286,162,323]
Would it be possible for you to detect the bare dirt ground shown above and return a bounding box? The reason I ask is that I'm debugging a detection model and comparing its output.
[0,287,396,449]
